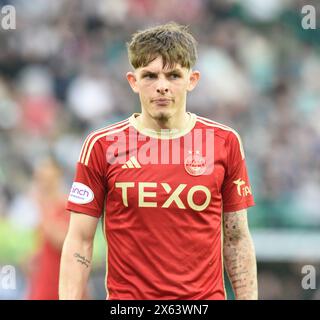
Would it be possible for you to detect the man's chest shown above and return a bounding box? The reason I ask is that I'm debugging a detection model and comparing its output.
[105,156,226,212]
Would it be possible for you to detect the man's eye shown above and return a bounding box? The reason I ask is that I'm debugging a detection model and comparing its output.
[143,74,156,79]
[170,73,180,79]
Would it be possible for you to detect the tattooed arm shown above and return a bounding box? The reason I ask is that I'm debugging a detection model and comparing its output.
[223,209,258,300]
[59,212,99,299]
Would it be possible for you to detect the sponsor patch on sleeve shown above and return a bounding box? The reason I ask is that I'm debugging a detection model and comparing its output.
[68,182,94,204]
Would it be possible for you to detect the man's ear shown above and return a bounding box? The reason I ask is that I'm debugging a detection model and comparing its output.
[126,72,139,93]
[187,70,201,92]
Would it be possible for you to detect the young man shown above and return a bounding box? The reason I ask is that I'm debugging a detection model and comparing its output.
[60,22,258,300]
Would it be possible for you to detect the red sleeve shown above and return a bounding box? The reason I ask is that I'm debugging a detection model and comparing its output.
[66,137,107,218]
[221,131,255,213]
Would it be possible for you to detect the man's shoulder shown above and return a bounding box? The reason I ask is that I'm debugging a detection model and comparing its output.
[194,114,245,157]
[89,117,130,136]
[86,117,131,141]
[78,117,131,165]
[194,114,240,140]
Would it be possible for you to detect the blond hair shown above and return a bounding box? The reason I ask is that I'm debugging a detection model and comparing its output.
[127,22,198,70]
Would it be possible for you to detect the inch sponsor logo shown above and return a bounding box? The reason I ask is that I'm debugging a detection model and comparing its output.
[68,182,94,204]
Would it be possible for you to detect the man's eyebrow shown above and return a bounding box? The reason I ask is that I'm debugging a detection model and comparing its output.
[140,69,183,75]
[141,70,157,75]
[165,69,183,75]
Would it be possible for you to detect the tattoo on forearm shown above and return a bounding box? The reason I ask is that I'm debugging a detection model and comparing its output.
[223,211,258,300]
[73,253,91,268]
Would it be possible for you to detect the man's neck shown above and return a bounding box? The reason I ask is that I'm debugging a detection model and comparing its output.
[137,111,190,132]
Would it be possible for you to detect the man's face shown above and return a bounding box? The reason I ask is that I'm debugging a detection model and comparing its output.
[127,56,200,122]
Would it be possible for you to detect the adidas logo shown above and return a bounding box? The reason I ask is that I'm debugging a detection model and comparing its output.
[122,156,141,169]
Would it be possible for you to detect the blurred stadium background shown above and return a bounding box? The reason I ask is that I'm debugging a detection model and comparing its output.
[0,0,320,299]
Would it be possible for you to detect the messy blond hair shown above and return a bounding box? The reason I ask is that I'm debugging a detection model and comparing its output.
[127,22,198,70]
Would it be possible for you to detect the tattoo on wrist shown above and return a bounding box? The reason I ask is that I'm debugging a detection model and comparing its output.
[74,253,91,268]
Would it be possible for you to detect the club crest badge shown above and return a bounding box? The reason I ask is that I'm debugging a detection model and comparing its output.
[184,150,206,176]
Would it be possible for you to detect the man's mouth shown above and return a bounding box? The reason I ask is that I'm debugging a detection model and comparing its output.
[151,98,173,106]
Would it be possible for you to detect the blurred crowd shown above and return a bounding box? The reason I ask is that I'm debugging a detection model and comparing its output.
[0,0,320,299]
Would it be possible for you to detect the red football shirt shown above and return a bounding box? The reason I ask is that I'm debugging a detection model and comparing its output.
[66,112,255,300]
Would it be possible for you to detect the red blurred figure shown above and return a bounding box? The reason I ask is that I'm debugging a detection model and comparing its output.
[26,158,69,300]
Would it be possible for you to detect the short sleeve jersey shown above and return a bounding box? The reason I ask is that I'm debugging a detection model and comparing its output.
[66,113,255,299]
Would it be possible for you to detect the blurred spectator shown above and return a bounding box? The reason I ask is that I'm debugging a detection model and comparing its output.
[23,157,69,300]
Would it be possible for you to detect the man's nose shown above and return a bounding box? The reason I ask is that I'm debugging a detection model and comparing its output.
[156,79,169,94]
[157,87,169,94]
